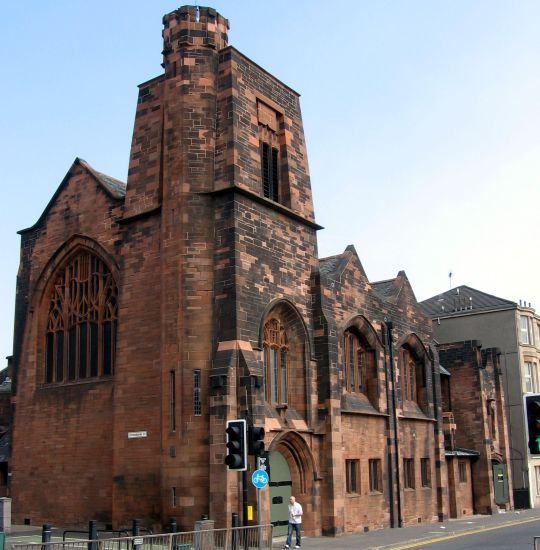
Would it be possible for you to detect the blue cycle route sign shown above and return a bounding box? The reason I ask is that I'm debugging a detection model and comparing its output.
[252,469,269,489]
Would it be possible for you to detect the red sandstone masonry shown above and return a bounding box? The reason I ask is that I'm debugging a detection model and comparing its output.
[11,5,456,537]
[11,164,123,525]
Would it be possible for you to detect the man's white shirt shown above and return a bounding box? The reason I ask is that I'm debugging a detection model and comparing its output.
[288,502,303,524]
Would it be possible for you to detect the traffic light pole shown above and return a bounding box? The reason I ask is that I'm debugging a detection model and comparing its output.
[242,469,248,526]
[225,419,266,525]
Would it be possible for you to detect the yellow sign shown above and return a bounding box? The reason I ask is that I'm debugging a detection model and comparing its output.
[247,505,253,521]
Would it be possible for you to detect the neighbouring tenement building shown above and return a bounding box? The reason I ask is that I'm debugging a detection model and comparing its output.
[438,341,513,517]
[11,5,452,535]
[421,286,537,509]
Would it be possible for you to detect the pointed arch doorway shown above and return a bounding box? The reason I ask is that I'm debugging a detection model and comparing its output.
[267,432,318,538]
[269,451,292,536]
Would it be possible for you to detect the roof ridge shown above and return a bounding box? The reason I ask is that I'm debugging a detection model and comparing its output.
[455,285,516,306]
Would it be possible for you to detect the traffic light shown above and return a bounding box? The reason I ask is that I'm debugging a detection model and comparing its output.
[526,395,540,455]
[225,419,247,471]
[248,426,265,457]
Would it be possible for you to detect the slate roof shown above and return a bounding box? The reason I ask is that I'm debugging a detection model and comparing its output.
[19,158,126,235]
[319,255,341,276]
[78,159,126,199]
[318,245,367,279]
[371,279,400,301]
[420,285,516,318]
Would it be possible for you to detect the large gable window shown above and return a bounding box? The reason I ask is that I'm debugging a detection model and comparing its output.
[263,319,288,404]
[45,250,118,384]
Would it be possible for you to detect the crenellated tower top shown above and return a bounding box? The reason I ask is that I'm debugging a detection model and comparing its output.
[162,5,229,74]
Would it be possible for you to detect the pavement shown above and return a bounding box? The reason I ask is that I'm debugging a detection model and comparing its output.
[4,508,540,550]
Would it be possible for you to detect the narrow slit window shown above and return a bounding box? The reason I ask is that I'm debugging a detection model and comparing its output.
[459,461,467,483]
[261,142,279,202]
[68,327,76,380]
[103,321,113,376]
[270,348,277,403]
[421,458,431,488]
[170,370,176,431]
[45,333,54,384]
[346,459,360,494]
[369,459,382,493]
[56,332,64,382]
[89,322,98,377]
[193,369,202,416]
[280,349,287,402]
[79,323,87,379]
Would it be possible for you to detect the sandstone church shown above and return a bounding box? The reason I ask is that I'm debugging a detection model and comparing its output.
[11,4,467,536]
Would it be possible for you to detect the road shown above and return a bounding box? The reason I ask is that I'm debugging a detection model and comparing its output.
[393,518,540,549]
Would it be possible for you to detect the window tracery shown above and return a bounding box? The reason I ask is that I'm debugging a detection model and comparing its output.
[44,250,118,384]
[263,318,288,404]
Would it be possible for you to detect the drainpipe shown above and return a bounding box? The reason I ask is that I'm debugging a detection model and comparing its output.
[385,320,403,528]
[430,348,446,521]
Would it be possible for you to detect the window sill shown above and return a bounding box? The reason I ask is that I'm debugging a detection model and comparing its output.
[39,375,114,389]
[369,491,383,496]
[342,393,384,416]
[399,407,435,422]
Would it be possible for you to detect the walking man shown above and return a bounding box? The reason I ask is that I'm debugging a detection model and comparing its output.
[284,495,303,548]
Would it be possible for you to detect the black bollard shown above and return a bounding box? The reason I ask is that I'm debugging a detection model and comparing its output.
[132,519,140,537]
[41,524,52,550]
[231,513,239,550]
[132,519,141,550]
[88,520,97,550]
[170,518,177,533]
[42,524,52,544]
[170,517,177,550]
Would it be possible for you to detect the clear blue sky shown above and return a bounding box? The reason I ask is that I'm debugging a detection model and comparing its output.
[1,1,540,362]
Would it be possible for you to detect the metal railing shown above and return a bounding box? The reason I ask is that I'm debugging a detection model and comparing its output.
[11,525,273,550]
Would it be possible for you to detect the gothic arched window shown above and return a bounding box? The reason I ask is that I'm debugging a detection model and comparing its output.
[263,319,288,404]
[44,250,118,384]
[401,347,420,403]
[344,329,375,395]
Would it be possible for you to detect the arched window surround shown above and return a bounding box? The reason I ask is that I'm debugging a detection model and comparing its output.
[258,300,311,416]
[342,316,383,409]
[397,333,431,415]
[36,237,119,386]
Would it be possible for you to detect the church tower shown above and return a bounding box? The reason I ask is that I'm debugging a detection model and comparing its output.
[119,4,321,529]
